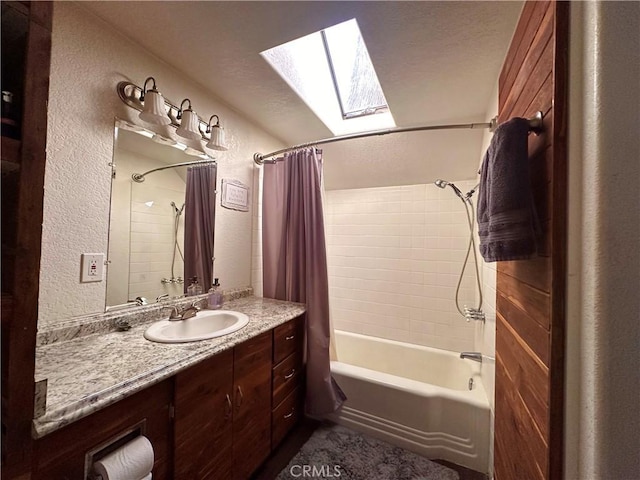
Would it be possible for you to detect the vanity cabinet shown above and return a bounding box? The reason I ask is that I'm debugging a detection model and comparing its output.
[271,315,306,449]
[31,316,305,479]
[232,331,273,479]
[174,331,274,480]
[32,380,174,480]
[174,348,234,479]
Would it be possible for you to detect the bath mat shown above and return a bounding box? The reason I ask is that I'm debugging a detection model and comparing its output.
[276,423,459,480]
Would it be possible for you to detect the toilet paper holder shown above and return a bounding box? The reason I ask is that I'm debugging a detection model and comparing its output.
[84,420,147,480]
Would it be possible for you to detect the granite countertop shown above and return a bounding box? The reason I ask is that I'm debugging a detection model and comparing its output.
[33,295,306,439]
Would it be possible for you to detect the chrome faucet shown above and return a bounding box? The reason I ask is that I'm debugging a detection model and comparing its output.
[180,304,200,320]
[460,352,483,363]
[163,303,201,321]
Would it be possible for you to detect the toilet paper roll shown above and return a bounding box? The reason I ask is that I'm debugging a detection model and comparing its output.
[93,436,154,480]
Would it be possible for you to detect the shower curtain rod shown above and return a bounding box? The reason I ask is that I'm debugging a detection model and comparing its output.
[131,159,216,183]
[253,112,543,165]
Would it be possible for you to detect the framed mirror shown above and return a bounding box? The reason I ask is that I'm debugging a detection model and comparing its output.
[106,120,216,309]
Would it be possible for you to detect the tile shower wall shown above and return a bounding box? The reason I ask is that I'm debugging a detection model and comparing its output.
[475,82,498,413]
[325,181,478,352]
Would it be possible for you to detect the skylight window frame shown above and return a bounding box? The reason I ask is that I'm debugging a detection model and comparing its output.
[260,18,395,136]
[320,26,389,121]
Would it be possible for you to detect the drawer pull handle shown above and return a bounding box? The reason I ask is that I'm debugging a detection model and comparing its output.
[236,385,243,407]
[225,394,232,417]
[285,335,295,341]
[284,408,295,419]
[284,369,296,380]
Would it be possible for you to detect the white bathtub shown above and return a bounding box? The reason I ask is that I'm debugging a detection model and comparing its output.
[327,330,491,473]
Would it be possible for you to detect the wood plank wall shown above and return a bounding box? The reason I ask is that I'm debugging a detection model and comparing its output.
[1,1,53,477]
[494,1,568,479]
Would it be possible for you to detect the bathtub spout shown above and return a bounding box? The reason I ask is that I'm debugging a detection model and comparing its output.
[460,352,482,362]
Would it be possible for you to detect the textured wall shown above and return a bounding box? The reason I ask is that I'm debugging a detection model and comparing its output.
[566,2,640,478]
[324,182,478,352]
[40,3,283,325]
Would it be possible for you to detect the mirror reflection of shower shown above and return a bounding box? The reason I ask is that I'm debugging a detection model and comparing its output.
[435,179,485,322]
[161,201,185,285]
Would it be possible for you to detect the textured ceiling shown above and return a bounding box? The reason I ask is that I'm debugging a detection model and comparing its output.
[82,1,522,190]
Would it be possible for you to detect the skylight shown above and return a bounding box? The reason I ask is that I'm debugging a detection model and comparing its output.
[261,19,395,136]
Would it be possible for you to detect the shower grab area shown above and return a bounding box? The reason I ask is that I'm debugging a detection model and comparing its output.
[324,181,491,473]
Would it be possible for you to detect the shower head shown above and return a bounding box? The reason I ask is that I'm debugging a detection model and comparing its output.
[434,179,463,198]
[171,201,185,215]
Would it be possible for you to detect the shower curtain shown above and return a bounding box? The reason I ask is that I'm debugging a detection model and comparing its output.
[184,163,217,292]
[262,148,346,416]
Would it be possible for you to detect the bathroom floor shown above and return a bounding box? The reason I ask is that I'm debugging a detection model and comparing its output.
[254,420,488,480]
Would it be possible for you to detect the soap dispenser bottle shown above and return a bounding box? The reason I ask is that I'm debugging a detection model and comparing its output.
[186,277,196,296]
[207,278,223,309]
[187,277,202,296]
[193,276,203,295]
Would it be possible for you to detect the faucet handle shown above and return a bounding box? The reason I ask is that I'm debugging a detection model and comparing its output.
[162,305,181,319]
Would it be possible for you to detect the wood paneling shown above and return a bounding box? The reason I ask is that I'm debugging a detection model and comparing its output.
[1,1,52,476]
[499,1,549,107]
[497,271,550,330]
[494,1,568,479]
[497,295,550,366]
[33,380,173,480]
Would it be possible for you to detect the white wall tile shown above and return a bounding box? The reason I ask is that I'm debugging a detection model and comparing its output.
[326,181,481,352]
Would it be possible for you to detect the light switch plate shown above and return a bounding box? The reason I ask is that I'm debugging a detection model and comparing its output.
[81,253,104,283]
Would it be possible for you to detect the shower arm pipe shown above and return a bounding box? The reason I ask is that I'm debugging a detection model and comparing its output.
[253,111,543,165]
[132,159,216,183]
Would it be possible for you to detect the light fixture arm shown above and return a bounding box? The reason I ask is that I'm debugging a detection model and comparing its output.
[206,114,220,133]
[177,98,192,119]
[140,76,157,102]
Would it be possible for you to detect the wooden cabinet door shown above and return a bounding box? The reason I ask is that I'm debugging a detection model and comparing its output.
[232,331,273,480]
[33,380,173,480]
[174,349,234,480]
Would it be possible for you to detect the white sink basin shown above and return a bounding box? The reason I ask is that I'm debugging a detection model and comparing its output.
[144,310,249,343]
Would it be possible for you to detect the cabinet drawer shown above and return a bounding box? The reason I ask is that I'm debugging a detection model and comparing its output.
[272,385,305,449]
[273,316,304,365]
[272,349,304,407]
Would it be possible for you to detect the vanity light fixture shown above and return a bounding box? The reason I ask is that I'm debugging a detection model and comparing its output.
[138,77,171,125]
[205,115,228,151]
[175,99,202,141]
[117,78,230,152]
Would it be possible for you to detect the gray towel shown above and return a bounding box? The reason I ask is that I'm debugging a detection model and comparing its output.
[477,117,538,262]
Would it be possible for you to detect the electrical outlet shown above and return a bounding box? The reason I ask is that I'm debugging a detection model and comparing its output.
[81,253,104,283]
